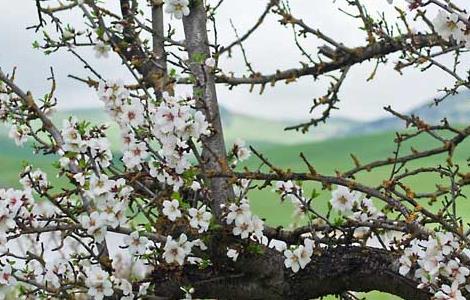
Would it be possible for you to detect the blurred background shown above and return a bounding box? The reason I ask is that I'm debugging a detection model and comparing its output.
[0,1,469,299]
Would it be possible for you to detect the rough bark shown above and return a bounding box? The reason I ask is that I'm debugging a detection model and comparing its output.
[182,2,235,219]
[153,245,431,300]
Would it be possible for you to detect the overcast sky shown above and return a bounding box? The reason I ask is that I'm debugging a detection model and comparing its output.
[0,0,468,122]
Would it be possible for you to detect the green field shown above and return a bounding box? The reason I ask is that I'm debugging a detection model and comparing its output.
[245,130,470,228]
[1,119,469,300]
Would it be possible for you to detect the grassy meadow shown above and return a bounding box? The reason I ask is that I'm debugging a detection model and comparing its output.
[1,114,469,300]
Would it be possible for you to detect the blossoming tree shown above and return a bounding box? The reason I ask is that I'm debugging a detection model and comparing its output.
[0,0,469,299]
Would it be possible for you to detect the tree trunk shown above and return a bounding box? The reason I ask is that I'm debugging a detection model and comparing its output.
[182,1,235,219]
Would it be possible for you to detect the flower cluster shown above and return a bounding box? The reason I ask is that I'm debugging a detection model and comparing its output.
[225,199,264,240]
[284,238,315,273]
[151,93,209,170]
[61,117,113,168]
[433,10,470,46]
[79,174,133,241]
[399,232,469,299]
[162,233,194,265]
[97,80,144,129]
[162,199,213,233]
[19,167,49,193]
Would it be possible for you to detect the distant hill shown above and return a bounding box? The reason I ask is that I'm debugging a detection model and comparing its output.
[0,106,360,146]
[1,90,468,147]
[348,90,470,136]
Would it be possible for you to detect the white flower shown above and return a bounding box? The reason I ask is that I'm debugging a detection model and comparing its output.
[433,10,467,45]
[192,111,210,137]
[162,234,192,265]
[73,172,86,186]
[124,231,150,256]
[89,174,111,196]
[44,258,70,288]
[436,232,459,255]
[0,264,16,285]
[190,181,201,191]
[62,118,86,152]
[251,215,264,239]
[330,186,360,213]
[20,168,48,191]
[62,27,75,40]
[80,211,107,242]
[115,278,134,299]
[85,266,114,300]
[138,282,150,296]
[94,40,110,59]
[226,199,251,225]
[268,239,288,252]
[122,141,149,169]
[188,205,212,233]
[283,240,314,273]
[398,248,416,276]
[232,215,254,239]
[284,248,301,273]
[165,0,190,19]
[205,57,216,68]
[122,99,145,127]
[0,202,16,233]
[435,281,465,300]
[0,233,8,254]
[8,124,30,146]
[88,137,113,168]
[233,138,251,162]
[162,199,182,221]
[444,259,469,284]
[227,248,239,262]
[59,156,70,168]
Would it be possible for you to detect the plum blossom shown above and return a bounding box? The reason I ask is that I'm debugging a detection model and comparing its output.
[94,40,110,58]
[124,231,150,256]
[20,168,48,192]
[0,264,16,285]
[165,0,190,19]
[226,199,251,225]
[443,259,469,284]
[227,248,239,262]
[190,181,201,191]
[8,124,29,146]
[269,239,288,252]
[79,212,107,242]
[0,202,16,233]
[121,99,145,127]
[115,278,134,300]
[188,205,212,233]
[233,138,251,162]
[122,141,149,169]
[284,239,314,273]
[162,234,193,265]
[61,117,85,153]
[85,266,114,300]
[433,10,468,45]
[434,282,465,300]
[232,215,254,239]
[330,186,360,213]
[205,57,216,68]
[162,199,182,221]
